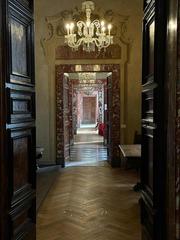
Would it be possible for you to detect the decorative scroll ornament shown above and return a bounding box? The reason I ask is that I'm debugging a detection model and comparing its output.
[64,1,113,52]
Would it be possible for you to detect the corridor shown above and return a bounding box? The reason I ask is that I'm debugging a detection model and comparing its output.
[67,126,108,167]
[0,0,178,239]
[37,167,141,240]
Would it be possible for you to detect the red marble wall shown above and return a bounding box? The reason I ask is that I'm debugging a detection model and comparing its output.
[56,68,64,163]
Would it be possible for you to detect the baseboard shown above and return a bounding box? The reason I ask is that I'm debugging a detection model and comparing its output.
[56,158,65,168]
[37,165,61,173]
[38,163,59,168]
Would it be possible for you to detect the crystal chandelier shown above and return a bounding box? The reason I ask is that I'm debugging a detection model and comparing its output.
[65,1,113,52]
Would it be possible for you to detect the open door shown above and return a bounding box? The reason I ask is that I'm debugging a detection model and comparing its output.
[104,75,112,161]
[103,81,108,146]
[0,0,36,239]
[141,0,167,239]
[62,74,71,167]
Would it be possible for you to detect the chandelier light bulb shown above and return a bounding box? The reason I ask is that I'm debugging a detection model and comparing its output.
[108,24,112,30]
[64,1,113,52]
[102,26,106,33]
[66,24,70,35]
[101,21,105,27]
[69,23,74,34]
[108,24,112,35]
[70,23,74,30]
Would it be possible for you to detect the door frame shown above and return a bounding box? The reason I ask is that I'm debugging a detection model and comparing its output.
[0,1,6,238]
[55,64,121,167]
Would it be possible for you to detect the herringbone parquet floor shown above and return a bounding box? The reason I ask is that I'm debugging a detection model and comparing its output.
[37,167,141,240]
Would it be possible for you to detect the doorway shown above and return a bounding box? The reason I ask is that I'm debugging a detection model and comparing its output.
[63,71,109,166]
[82,96,96,124]
[56,64,121,168]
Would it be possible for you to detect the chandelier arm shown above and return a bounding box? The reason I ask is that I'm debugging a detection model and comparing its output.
[92,20,101,28]
[103,36,113,47]
[77,21,87,28]
[92,20,101,36]
[92,36,112,50]
[77,21,87,36]
[92,38,104,48]
[67,37,85,49]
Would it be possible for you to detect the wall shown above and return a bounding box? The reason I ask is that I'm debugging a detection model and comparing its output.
[35,0,143,164]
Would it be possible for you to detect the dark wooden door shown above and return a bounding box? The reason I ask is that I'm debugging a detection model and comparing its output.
[0,0,36,239]
[141,0,167,239]
[82,97,96,124]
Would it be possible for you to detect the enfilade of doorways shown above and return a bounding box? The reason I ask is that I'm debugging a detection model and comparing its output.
[65,71,109,167]
[37,66,121,210]
[37,65,141,240]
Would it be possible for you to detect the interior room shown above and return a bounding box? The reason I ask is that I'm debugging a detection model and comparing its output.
[35,1,142,238]
[66,71,108,167]
[0,0,179,239]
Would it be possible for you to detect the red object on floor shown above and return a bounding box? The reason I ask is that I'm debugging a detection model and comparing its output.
[98,123,105,136]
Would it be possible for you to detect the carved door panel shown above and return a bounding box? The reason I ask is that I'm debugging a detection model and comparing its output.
[0,0,36,239]
[141,1,166,239]
[82,97,96,124]
[72,89,78,135]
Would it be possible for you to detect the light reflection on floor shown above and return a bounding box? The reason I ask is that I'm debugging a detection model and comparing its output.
[66,126,108,167]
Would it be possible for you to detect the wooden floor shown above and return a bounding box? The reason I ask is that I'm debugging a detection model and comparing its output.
[36,166,60,211]
[74,127,103,144]
[37,167,141,240]
[67,127,107,167]
[68,143,108,167]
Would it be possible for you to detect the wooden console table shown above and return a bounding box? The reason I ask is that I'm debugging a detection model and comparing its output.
[119,144,141,169]
[119,144,142,191]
